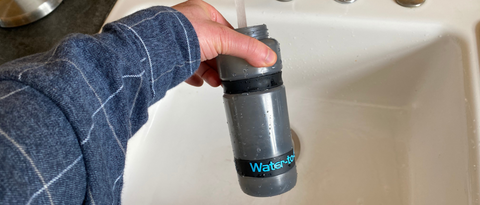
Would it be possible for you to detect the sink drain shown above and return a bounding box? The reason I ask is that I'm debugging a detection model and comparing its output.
[291,129,301,162]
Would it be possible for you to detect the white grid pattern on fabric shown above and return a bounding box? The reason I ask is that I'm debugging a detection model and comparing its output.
[0,7,198,204]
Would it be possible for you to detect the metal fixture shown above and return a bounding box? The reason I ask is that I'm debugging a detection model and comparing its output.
[0,0,63,28]
[396,0,425,7]
[277,0,293,2]
[335,0,357,4]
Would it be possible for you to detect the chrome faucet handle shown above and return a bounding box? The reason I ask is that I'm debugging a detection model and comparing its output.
[335,0,357,4]
[396,0,425,7]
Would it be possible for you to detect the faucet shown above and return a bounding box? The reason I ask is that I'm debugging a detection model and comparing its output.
[334,0,357,3]
[396,0,425,7]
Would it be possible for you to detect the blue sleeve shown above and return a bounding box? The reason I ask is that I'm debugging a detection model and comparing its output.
[0,6,200,204]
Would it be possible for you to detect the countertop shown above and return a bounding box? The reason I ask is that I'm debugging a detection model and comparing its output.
[0,0,117,65]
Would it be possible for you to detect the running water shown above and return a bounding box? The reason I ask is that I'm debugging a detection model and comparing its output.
[234,0,247,28]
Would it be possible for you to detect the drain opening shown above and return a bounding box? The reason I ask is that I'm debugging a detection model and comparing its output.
[291,129,301,163]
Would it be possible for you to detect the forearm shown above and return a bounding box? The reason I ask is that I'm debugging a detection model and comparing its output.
[0,6,200,204]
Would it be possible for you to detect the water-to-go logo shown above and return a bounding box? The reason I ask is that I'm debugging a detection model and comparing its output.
[249,154,295,173]
[234,149,295,178]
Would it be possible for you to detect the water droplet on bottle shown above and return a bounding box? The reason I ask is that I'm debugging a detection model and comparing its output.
[257,148,261,152]
[243,69,248,77]
[232,72,237,77]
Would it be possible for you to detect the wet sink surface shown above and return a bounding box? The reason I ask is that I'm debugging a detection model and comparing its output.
[105,0,480,204]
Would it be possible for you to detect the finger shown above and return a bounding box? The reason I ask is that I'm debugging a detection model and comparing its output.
[205,59,218,71]
[217,26,277,68]
[185,74,204,87]
[196,62,221,87]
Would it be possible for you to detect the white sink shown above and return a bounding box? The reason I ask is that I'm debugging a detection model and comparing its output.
[105,0,480,204]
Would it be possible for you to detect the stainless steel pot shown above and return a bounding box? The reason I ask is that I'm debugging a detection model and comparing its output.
[0,0,63,28]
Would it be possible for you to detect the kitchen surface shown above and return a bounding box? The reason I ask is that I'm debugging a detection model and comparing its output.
[0,0,116,65]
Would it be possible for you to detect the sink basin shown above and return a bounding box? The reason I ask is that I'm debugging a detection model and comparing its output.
[105,0,480,204]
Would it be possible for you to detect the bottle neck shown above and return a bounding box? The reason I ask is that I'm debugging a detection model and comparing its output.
[235,24,269,40]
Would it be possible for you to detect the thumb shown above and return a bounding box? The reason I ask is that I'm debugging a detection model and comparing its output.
[217,27,277,68]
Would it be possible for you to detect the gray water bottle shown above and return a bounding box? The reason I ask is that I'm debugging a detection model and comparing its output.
[217,24,297,197]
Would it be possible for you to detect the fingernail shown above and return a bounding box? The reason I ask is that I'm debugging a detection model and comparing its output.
[264,49,276,65]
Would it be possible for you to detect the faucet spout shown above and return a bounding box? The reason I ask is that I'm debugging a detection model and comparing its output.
[335,0,357,3]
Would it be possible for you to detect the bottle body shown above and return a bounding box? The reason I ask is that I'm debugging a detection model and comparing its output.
[218,25,296,197]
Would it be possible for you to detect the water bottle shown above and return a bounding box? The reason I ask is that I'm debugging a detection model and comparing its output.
[217,24,297,197]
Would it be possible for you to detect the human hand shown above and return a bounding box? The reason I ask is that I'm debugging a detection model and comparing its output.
[172,0,277,87]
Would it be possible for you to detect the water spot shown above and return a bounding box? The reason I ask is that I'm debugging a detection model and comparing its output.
[257,148,261,152]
